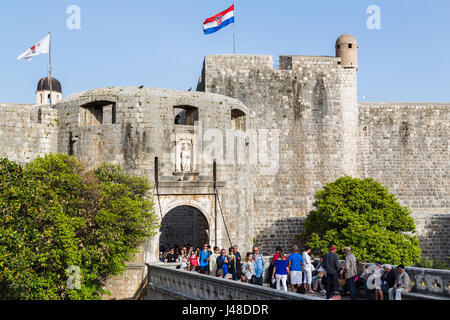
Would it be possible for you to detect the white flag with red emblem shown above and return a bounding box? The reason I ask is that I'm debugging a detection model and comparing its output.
[17,34,50,61]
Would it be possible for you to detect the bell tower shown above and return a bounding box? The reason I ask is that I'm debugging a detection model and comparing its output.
[36,76,62,105]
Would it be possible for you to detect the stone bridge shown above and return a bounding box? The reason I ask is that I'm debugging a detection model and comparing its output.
[140,262,450,301]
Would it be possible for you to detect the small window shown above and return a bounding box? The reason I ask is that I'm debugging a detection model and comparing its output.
[68,132,74,156]
[174,106,198,126]
[37,108,42,124]
[348,44,353,49]
[231,109,246,131]
[80,101,116,126]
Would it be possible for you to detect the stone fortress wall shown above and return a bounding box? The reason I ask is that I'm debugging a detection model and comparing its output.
[197,54,359,253]
[0,103,58,164]
[0,64,448,263]
[53,87,256,261]
[196,54,449,263]
[1,88,258,299]
[0,35,449,299]
[358,103,449,262]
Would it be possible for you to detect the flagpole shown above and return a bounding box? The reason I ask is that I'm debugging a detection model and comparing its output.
[233,20,236,54]
[233,5,236,54]
[48,32,53,108]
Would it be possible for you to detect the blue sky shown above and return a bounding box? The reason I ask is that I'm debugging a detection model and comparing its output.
[1,0,449,103]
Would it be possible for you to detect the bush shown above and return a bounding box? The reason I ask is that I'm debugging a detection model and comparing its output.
[303,176,421,266]
[0,154,159,300]
[414,258,449,270]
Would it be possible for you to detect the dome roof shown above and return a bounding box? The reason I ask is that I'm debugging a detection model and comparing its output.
[336,34,358,46]
[37,76,62,93]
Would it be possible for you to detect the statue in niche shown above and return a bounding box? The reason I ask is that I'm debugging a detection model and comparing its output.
[180,140,192,172]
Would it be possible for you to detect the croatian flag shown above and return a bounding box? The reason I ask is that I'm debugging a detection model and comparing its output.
[203,4,235,35]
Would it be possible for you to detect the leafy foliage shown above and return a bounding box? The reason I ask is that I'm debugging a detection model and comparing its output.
[414,257,449,270]
[303,176,421,266]
[0,154,159,300]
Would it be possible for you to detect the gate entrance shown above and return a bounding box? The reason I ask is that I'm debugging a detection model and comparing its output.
[159,205,209,250]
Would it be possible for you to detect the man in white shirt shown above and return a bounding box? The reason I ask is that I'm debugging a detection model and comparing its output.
[389,265,412,300]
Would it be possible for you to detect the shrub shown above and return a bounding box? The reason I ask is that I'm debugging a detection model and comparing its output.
[415,258,449,270]
[0,154,159,300]
[303,176,421,266]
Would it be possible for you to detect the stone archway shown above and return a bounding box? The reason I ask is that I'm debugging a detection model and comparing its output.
[159,205,210,250]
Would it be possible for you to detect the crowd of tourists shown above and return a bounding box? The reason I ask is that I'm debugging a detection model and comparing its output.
[318,246,412,300]
[159,244,412,300]
[160,244,266,285]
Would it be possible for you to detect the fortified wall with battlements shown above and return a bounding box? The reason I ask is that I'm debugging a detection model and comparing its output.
[194,35,449,262]
[0,35,449,298]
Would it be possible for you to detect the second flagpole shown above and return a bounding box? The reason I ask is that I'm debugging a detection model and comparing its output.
[48,32,53,108]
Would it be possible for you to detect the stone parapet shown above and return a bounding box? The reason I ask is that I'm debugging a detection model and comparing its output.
[406,266,450,297]
[146,263,322,300]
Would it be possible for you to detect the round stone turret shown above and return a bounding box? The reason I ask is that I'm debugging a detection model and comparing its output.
[336,34,358,70]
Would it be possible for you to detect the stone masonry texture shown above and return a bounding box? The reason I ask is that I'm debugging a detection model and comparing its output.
[0,51,449,299]
[197,54,449,263]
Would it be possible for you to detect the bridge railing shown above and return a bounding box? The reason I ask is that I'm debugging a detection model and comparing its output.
[351,263,450,299]
[146,261,450,300]
[146,263,323,300]
[403,266,450,297]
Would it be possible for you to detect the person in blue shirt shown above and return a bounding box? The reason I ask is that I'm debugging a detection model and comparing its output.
[251,246,265,285]
[198,244,211,274]
[216,249,229,278]
[288,245,303,292]
[272,249,290,291]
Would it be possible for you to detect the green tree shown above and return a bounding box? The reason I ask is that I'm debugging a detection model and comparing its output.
[303,176,421,266]
[0,154,159,300]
